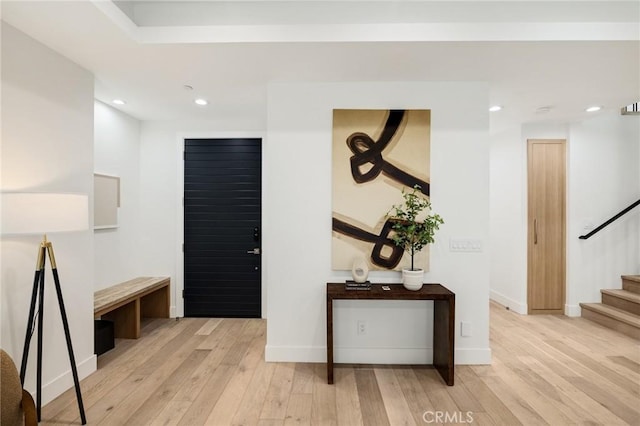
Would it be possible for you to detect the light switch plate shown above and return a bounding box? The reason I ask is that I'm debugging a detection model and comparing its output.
[449,238,483,252]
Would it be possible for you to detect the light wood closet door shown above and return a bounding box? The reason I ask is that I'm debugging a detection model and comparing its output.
[527,139,566,314]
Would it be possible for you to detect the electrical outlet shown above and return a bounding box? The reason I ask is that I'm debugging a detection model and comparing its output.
[357,320,367,335]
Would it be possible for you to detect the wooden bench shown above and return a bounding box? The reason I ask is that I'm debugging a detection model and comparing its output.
[94,277,170,339]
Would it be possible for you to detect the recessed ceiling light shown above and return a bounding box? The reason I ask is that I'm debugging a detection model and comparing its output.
[586,106,601,112]
[194,98,208,106]
[489,105,502,112]
[112,99,126,105]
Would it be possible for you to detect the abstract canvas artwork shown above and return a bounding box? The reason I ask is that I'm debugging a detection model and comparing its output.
[332,109,431,271]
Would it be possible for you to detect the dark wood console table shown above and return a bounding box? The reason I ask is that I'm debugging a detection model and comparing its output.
[326,283,455,386]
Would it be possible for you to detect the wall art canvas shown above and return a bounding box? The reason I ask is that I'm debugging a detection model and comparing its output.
[332,109,431,271]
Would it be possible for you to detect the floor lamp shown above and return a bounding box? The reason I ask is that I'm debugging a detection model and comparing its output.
[1,193,88,425]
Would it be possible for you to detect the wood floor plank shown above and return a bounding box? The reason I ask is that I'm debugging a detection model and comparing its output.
[529,341,640,412]
[507,355,603,424]
[354,369,389,426]
[291,363,316,395]
[334,367,364,426]
[519,356,628,426]
[541,313,637,350]
[96,320,209,425]
[104,318,189,373]
[177,364,235,426]
[127,348,210,425]
[522,315,640,380]
[491,352,577,425]
[414,369,460,415]
[47,319,202,425]
[195,318,222,335]
[197,318,244,350]
[42,303,640,426]
[453,366,521,426]
[204,330,266,425]
[284,393,312,426]
[149,400,193,426]
[172,319,241,403]
[176,321,247,425]
[609,355,640,374]
[310,364,337,426]
[445,368,483,414]
[230,355,277,426]
[258,420,285,426]
[221,319,264,366]
[544,338,640,397]
[42,367,132,424]
[471,412,499,426]
[374,368,416,426]
[480,375,547,425]
[565,376,640,426]
[41,318,184,422]
[260,362,296,420]
[393,368,436,425]
[490,304,640,425]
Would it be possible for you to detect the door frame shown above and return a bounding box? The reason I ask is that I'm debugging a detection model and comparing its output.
[176,132,266,318]
[526,138,567,315]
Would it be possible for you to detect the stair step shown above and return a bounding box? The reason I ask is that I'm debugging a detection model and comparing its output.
[601,289,640,315]
[580,303,640,340]
[622,275,640,294]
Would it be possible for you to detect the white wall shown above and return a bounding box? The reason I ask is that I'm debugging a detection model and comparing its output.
[489,122,569,314]
[489,113,640,316]
[138,119,264,317]
[567,112,640,312]
[265,82,491,365]
[1,23,96,404]
[489,126,527,313]
[94,101,141,289]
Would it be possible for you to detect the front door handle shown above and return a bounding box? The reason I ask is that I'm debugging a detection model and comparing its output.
[247,248,260,255]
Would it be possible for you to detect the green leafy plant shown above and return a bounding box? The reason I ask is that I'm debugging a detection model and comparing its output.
[388,185,444,271]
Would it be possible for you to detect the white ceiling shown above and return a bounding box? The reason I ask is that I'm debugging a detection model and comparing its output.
[2,0,639,133]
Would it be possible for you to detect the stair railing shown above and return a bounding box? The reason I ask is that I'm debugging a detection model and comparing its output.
[579,199,640,240]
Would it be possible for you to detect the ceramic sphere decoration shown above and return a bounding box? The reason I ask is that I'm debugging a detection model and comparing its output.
[351,256,369,283]
[402,269,424,291]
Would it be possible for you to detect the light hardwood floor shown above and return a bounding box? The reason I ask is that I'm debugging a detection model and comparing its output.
[42,301,640,425]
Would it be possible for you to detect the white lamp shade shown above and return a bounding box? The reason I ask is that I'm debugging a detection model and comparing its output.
[1,193,89,235]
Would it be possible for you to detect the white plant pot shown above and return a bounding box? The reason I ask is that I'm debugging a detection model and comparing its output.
[402,269,424,291]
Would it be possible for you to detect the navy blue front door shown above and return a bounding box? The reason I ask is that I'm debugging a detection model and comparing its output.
[183,138,261,317]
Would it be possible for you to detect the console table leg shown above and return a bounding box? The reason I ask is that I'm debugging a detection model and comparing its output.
[433,297,455,386]
[327,296,334,384]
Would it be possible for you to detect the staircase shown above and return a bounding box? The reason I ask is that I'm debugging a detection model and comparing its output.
[580,275,640,340]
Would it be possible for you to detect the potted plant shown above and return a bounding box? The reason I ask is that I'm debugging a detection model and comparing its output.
[388,185,444,290]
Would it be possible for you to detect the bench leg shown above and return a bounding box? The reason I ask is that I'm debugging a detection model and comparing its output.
[103,299,140,339]
[141,285,170,318]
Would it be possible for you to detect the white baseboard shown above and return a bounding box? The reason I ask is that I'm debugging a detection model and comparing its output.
[170,305,177,318]
[335,347,433,364]
[265,345,492,365]
[456,348,492,364]
[565,304,581,317]
[265,345,326,362]
[40,354,96,406]
[490,289,527,314]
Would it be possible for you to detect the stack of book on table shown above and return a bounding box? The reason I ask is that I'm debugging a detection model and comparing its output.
[345,281,371,290]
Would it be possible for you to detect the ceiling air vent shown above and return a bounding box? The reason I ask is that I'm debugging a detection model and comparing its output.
[621,102,640,115]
